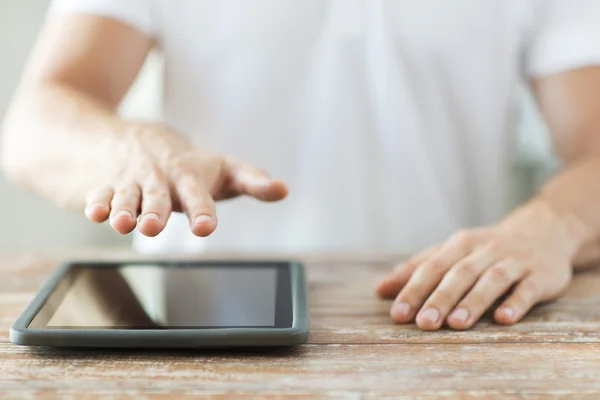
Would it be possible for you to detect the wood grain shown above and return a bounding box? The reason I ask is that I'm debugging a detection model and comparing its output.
[306,261,600,344]
[2,252,600,398]
[2,343,600,398]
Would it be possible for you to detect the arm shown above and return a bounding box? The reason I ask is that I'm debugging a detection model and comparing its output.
[532,67,600,268]
[1,15,152,210]
[1,15,287,237]
[376,67,600,331]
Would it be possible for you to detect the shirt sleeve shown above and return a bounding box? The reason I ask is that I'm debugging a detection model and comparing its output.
[47,0,158,38]
[525,0,600,77]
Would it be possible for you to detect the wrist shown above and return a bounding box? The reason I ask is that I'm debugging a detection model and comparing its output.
[498,197,588,262]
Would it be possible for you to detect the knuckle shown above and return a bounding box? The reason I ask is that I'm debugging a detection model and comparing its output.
[200,153,221,165]
[148,162,165,178]
[116,192,140,203]
[92,186,112,195]
[179,194,196,208]
[430,289,454,305]
[180,189,211,206]
[399,260,420,272]
[510,293,530,307]
[141,163,167,184]
[397,293,418,307]
[112,183,140,195]
[171,161,196,181]
[427,258,449,275]
[144,188,171,200]
[109,162,130,181]
[254,167,270,177]
[452,229,474,245]
[521,277,538,291]
[453,261,477,277]
[521,279,543,298]
[486,237,504,252]
[177,180,203,199]
[111,196,136,207]
[198,155,225,173]
[112,204,138,213]
[507,292,531,309]
[488,265,512,282]
[144,197,171,212]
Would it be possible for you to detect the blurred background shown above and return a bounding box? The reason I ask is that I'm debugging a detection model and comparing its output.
[0,0,558,251]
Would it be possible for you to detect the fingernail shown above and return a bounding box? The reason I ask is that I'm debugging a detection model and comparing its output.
[499,307,515,320]
[420,308,440,323]
[114,210,133,220]
[193,215,212,225]
[143,213,160,223]
[449,308,470,323]
[391,302,411,317]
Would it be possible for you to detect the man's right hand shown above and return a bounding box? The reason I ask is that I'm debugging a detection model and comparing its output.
[1,15,286,238]
[84,123,288,237]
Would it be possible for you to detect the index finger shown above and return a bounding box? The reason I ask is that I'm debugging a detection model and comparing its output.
[376,245,440,299]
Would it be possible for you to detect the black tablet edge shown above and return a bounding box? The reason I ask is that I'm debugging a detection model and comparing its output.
[10,260,310,347]
[10,261,72,344]
[290,261,310,342]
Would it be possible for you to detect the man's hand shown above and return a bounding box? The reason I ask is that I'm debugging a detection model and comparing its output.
[1,15,288,237]
[376,201,576,330]
[84,123,288,237]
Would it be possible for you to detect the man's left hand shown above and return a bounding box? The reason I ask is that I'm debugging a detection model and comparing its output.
[376,202,576,330]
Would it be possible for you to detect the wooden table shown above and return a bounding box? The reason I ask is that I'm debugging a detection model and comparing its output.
[2,252,600,399]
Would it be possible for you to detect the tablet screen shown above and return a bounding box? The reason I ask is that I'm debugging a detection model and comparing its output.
[28,263,293,329]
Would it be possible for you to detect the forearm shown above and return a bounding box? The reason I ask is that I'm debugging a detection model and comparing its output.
[504,155,600,268]
[1,81,146,209]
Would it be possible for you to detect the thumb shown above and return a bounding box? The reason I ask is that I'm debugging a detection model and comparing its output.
[226,158,289,202]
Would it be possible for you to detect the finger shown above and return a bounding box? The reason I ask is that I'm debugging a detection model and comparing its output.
[138,179,172,237]
[109,185,141,234]
[173,169,217,237]
[391,231,478,324]
[415,245,499,330]
[447,259,526,330]
[226,158,288,202]
[494,275,544,325]
[85,187,114,223]
[376,245,440,299]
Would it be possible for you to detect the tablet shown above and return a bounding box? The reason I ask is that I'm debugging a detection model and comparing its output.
[10,260,309,348]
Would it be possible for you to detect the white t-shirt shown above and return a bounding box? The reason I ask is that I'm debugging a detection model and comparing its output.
[49,0,600,254]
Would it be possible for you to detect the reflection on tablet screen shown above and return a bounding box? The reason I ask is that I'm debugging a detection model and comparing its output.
[29,264,285,329]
